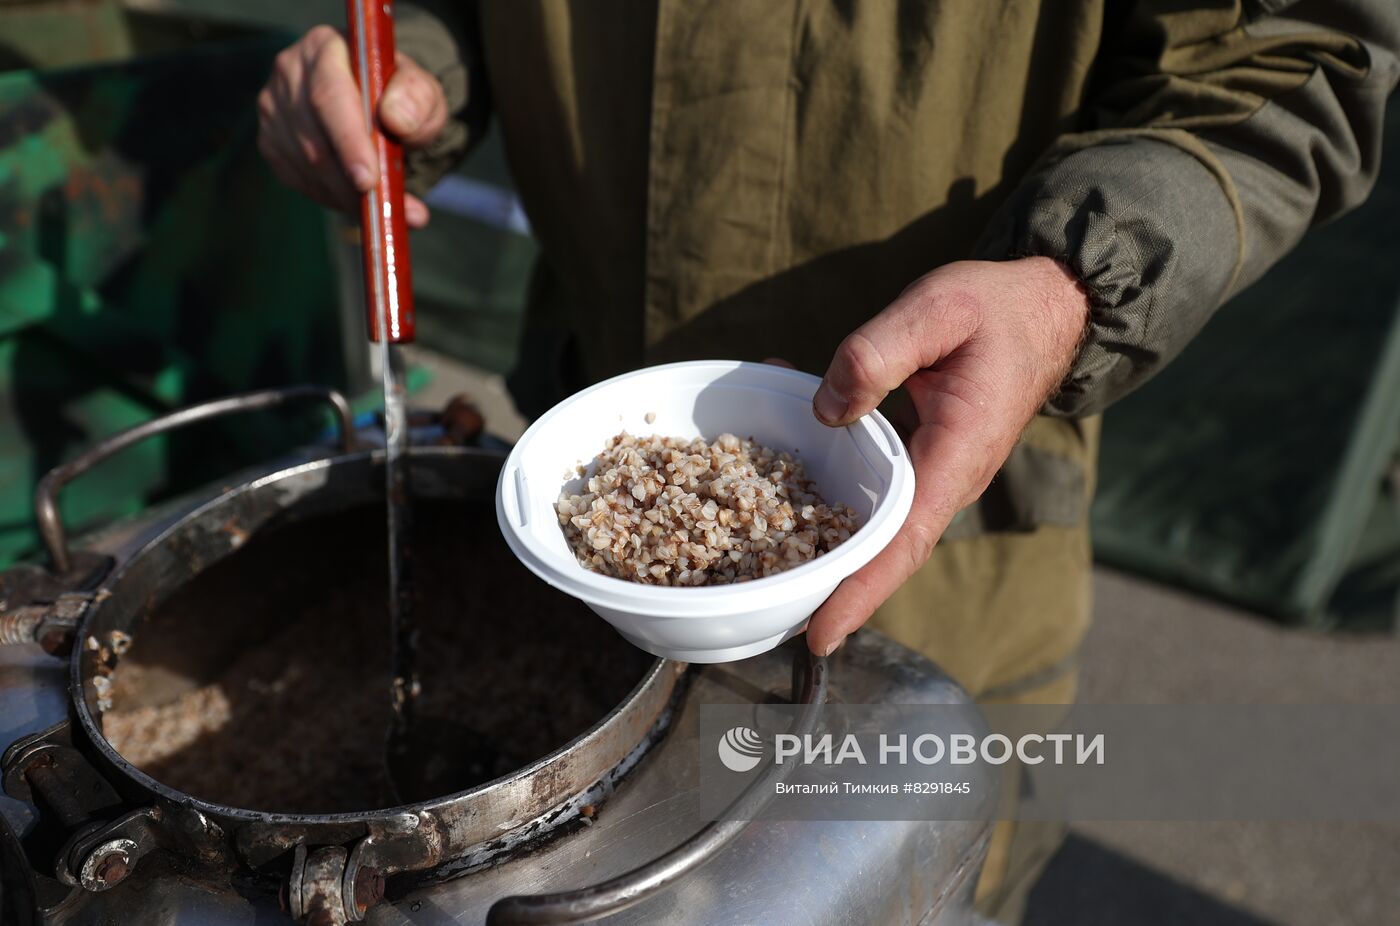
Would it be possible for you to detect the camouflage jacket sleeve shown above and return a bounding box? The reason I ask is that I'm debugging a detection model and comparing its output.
[975,0,1400,417]
[396,0,487,194]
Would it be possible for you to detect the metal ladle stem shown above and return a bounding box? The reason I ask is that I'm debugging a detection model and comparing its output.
[345,0,420,788]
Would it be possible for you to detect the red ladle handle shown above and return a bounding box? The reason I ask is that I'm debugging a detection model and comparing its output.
[346,0,415,344]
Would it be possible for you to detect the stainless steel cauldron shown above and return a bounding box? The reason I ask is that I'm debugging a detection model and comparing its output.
[0,386,990,926]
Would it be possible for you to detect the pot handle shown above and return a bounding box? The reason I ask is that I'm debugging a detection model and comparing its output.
[486,650,829,926]
[34,385,356,575]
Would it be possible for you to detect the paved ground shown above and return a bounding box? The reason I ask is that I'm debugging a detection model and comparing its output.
[1025,570,1400,926]
[406,347,1400,926]
[403,345,527,440]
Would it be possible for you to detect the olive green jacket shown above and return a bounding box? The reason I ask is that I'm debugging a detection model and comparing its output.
[397,0,1398,694]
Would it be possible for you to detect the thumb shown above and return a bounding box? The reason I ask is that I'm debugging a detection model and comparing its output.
[379,54,448,147]
[813,278,978,427]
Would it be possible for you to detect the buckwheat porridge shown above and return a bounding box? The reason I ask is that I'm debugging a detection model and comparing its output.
[557,432,859,586]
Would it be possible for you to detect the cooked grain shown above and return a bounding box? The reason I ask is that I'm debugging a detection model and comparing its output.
[558,433,858,586]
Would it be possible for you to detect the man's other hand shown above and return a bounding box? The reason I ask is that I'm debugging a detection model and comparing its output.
[806,257,1090,656]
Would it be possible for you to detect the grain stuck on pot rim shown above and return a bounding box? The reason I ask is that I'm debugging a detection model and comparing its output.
[557,432,859,586]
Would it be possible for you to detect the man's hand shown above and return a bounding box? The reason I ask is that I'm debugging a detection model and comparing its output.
[805,257,1090,656]
[256,25,448,228]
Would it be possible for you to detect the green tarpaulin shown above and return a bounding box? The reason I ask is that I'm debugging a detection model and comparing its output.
[1092,99,1400,631]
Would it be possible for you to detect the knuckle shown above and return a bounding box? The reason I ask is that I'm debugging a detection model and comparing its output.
[305,24,338,47]
[974,459,1002,497]
[298,136,323,169]
[835,332,887,393]
[305,81,331,113]
[270,69,291,100]
[255,88,276,120]
[310,35,349,76]
[904,522,938,570]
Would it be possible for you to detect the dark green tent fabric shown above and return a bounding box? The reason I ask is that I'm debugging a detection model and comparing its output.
[1092,98,1400,631]
[0,37,345,568]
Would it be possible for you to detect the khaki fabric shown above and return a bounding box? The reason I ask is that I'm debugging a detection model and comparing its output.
[476,0,1104,406]
[872,503,1093,699]
[871,416,1098,696]
[977,1,1399,415]
[393,0,1400,725]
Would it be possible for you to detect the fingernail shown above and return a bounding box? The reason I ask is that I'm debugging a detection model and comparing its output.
[386,94,420,130]
[820,636,847,657]
[813,382,849,425]
[350,164,374,191]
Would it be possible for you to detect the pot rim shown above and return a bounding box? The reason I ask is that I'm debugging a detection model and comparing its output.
[68,444,681,829]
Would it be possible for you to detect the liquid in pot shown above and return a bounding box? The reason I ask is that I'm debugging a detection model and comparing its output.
[101,501,654,812]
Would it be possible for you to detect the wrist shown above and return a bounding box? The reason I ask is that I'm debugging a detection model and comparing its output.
[1015,255,1092,379]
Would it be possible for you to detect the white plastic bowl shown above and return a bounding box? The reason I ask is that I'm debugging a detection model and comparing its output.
[495,360,916,663]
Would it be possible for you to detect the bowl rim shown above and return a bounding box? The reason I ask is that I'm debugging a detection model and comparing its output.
[495,360,916,614]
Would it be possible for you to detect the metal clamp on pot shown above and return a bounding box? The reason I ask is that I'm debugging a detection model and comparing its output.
[2,720,234,895]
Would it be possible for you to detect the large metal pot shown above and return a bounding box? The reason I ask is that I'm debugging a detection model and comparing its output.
[0,387,829,925]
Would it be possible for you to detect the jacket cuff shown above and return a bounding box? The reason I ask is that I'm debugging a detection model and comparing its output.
[397,0,481,194]
[975,135,1239,416]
